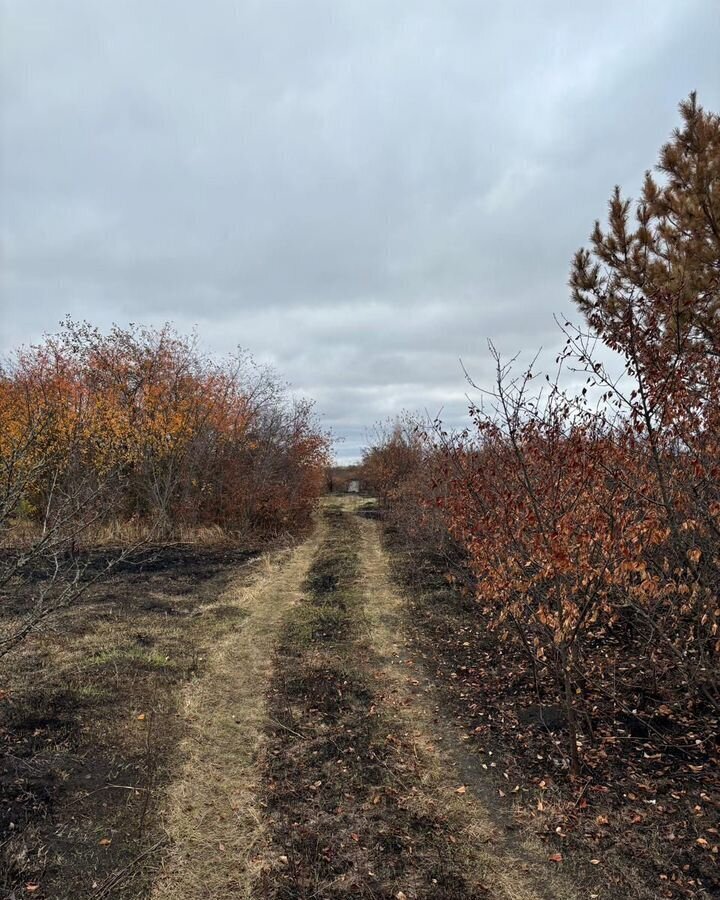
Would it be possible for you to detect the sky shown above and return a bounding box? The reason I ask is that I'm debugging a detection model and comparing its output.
[1,2,719,462]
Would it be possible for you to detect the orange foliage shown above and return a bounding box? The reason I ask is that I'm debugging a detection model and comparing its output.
[369,291,720,775]
[438,291,720,769]
[1,320,330,538]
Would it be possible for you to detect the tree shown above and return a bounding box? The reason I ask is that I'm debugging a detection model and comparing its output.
[0,320,330,655]
[570,93,720,352]
[361,419,425,506]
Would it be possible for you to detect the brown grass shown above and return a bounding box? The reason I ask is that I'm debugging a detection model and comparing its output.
[4,517,253,549]
[354,510,582,900]
[150,517,324,899]
[0,542,263,898]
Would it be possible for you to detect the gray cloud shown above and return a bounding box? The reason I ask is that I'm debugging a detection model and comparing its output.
[2,0,719,460]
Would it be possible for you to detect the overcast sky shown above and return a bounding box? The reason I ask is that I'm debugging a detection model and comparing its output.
[1,2,719,460]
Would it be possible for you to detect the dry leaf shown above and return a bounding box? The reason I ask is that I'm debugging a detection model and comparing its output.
[548,852,563,863]
[455,785,466,794]
[99,837,112,846]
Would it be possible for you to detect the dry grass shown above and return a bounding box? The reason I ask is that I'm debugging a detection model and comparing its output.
[3,516,258,549]
[1,498,601,898]
[354,511,583,900]
[150,517,325,899]
[0,541,264,898]
[260,501,490,898]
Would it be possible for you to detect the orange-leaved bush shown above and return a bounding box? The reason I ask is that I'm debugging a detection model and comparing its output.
[1,319,330,539]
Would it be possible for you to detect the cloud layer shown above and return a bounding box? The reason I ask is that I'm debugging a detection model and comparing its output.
[2,1,719,459]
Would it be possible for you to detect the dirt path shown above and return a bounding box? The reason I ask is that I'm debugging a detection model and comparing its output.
[151,518,325,899]
[150,499,580,899]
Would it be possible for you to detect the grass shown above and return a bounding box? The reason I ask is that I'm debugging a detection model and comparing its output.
[88,647,175,670]
[260,500,503,898]
[149,520,326,900]
[0,537,265,899]
[71,683,113,701]
[3,516,249,549]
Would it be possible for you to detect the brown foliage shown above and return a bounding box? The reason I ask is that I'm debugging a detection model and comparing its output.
[372,96,720,785]
[1,320,330,653]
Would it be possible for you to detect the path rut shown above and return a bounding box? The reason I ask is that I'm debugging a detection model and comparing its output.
[151,520,325,899]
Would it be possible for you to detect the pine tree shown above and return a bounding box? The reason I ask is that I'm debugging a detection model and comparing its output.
[570,93,720,351]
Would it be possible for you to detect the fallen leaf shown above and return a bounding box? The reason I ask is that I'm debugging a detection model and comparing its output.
[136,713,146,721]
[548,852,563,863]
[25,886,40,894]
[99,838,112,846]
[455,785,467,794]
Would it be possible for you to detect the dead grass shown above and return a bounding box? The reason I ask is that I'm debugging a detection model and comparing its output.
[3,516,256,550]
[354,511,583,900]
[149,516,325,899]
[260,500,503,897]
[0,543,263,898]
[2,499,625,898]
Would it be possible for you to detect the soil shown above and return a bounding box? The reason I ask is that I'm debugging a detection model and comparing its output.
[384,528,720,900]
[6,499,707,899]
[0,542,261,899]
[259,506,490,898]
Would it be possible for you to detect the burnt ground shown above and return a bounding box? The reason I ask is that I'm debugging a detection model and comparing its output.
[384,530,720,900]
[0,542,261,899]
[259,505,490,899]
[5,500,716,899]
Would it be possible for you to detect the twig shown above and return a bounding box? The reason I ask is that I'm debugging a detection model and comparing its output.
[268,716,306,739]
[91,836,167,898]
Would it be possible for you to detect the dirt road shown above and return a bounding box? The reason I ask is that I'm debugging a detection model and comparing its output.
[151,498,578,899]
